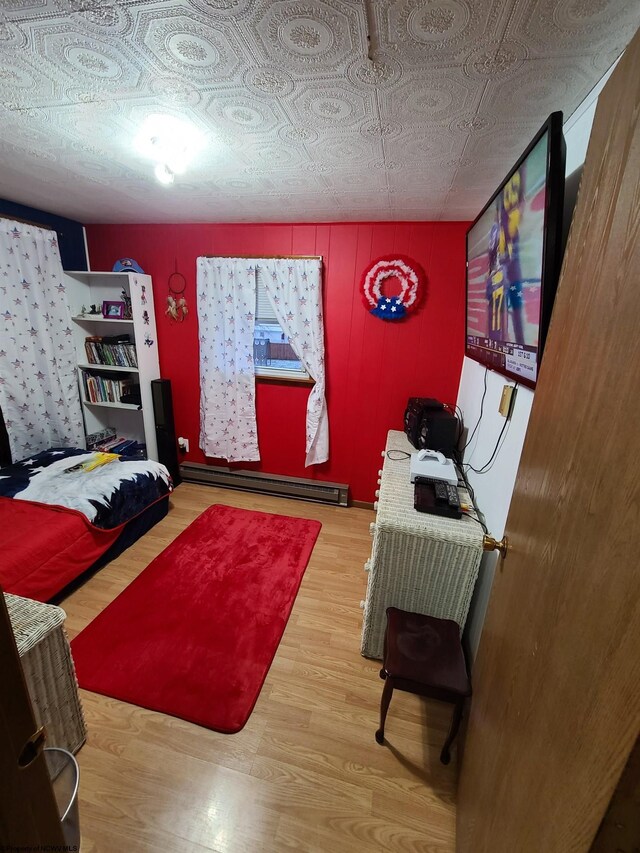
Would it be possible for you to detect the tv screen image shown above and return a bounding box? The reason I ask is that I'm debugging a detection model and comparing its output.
[465,113,566,388]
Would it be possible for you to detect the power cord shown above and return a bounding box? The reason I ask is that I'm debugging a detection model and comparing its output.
[462,511,488,533]
[386,450,411,460]
[461,368,488,454]
[464,382,519,474]
[444,401,466,453]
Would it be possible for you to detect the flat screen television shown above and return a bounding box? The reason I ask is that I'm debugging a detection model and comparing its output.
[465,112,566,388]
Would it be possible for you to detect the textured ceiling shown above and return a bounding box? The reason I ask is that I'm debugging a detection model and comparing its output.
[0,0,638,224]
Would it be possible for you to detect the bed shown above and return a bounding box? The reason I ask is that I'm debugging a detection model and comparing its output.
[0,448,172,602]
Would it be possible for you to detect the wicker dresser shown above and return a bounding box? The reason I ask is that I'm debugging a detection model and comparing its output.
[360,431,484,660]
[6,593,87,754]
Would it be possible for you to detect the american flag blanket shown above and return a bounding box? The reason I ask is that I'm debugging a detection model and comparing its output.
[0,447,172,529]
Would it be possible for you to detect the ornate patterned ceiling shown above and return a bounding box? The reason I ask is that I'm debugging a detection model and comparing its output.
[0,0,638,223]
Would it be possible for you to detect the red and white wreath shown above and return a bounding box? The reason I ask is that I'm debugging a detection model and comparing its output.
[360,254,426,321]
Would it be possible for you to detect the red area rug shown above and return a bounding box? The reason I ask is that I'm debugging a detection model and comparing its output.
[71,504,321,733]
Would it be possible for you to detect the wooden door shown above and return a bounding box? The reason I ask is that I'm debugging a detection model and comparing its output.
[457,29,640,853]
[0,592,64,847]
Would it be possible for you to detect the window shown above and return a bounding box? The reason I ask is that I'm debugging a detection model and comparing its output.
[254,267,311,381]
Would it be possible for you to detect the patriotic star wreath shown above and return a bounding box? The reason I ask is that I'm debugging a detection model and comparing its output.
[360,255,426,321]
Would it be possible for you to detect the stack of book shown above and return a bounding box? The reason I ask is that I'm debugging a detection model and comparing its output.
[84,334,138,368]
[93,436,146,457]
[82,371,137,405]
[86,427,117,450]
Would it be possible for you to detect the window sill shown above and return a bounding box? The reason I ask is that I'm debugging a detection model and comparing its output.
[256,372,315,387]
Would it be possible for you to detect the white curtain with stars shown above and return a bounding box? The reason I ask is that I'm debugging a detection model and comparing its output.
[196,257,259,462]
[257,258,328,466]
[0,218,84,462]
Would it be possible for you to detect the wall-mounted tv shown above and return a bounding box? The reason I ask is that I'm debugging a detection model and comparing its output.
[465,112,566,388]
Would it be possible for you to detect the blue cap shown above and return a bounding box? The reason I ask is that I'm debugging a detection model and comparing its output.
[112,258,144,274]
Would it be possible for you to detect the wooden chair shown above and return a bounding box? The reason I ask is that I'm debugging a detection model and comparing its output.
[375,607,471,765]
[253,338,271,366]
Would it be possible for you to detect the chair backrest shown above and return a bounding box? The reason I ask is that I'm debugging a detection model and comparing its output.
[253,339,271,365]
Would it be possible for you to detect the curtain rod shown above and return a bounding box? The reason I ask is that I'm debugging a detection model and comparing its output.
[1,213,59,232]
[202,254,322,260]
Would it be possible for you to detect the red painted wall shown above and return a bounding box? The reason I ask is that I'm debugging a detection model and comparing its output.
[86,222,468,502]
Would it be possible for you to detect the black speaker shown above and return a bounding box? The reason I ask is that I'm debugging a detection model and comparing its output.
[404,397,458,456]
[420,409,458,457]
[151,378,181,485]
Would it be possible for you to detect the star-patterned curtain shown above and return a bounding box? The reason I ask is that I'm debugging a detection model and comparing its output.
[257,258,328,466]
[0,218,84,462]
[197,257,259,462]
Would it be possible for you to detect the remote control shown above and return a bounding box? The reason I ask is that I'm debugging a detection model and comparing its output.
[434,481,448,501]
[446,484,460,506]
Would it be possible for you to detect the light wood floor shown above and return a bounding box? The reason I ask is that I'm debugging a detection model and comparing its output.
[62,484,457,853]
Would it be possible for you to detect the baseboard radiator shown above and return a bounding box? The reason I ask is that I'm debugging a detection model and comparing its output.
[179,462,349,507]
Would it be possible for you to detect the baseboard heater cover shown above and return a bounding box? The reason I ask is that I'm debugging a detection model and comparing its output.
[179,462,349,507]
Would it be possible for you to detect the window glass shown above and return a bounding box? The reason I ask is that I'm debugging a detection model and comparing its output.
[254,269,308,379]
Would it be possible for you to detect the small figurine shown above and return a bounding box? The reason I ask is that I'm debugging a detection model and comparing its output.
[89,303,101,315]
[121,288,133,320]
[80,305,87,316]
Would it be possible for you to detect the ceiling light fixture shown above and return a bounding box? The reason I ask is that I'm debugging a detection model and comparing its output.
[154,162,175,186]
[134,114,205,186]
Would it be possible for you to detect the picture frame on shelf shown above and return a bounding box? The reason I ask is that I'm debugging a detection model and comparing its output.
[102,300,125,319]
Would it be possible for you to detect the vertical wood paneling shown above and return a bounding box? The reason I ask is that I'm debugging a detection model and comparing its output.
[407,223,437,395]
[86,220,468,501]
[322,224,360,483]
[379,223,418,437]
[350,222,400,498]
[344,224,375,480]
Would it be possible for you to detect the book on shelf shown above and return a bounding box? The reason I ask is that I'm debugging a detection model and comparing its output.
[86,427,117,449]
[84,334,138,368]
[81,369,138,405]
[91,435,147,458]
[107,438,136,453]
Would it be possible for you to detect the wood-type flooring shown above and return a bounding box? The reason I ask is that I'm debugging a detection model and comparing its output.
[62,484,457,853]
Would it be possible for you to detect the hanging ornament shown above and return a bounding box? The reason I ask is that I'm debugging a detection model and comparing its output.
[167,261,188,322]
[360,254,426,321]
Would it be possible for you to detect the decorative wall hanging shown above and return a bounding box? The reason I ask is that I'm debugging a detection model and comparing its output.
[360,255,426,321]
[166,261,188,322]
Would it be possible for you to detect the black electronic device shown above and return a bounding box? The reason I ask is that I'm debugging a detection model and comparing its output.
[120,383,141,406]
[414,477,462,519]
[151,378,181,485]
[404,397,458,456]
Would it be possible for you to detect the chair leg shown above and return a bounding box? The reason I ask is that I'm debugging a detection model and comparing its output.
[440,699,464,765]
[379,667,386,679]
[375,678,394,745]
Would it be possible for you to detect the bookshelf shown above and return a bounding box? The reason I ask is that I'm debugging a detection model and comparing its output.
[77,363,139,373]
[64,270,161,461]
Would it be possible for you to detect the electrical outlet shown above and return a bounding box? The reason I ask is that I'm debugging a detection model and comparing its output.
[178,437,190,453]
[498,385,516,419]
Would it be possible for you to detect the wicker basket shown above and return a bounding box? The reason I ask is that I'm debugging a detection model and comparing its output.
[360,431,484,659]
[5,593,87,754]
